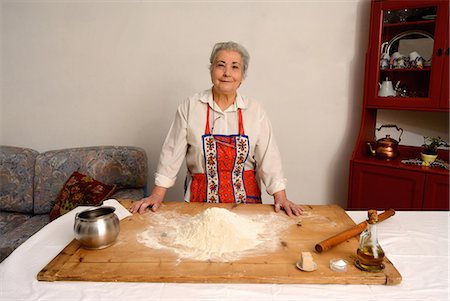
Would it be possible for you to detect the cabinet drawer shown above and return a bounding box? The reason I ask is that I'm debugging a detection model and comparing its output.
[423,174,450,210]
[349,163,425,210]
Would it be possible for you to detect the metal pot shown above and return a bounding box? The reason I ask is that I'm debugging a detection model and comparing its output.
[74,206,120,249]
[368,124,403,159]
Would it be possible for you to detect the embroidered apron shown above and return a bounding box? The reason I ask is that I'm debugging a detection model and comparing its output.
[190,105,262,203]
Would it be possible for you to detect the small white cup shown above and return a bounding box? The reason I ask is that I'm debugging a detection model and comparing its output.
[391,52,406,69]
[380,53,390,69]
[409,51,423,69]
[409,51,420,61]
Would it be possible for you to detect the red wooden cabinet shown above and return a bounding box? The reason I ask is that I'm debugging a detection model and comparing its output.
[348,0,449,211]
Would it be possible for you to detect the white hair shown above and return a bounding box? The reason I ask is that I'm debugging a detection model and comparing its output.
[209,41,250,78]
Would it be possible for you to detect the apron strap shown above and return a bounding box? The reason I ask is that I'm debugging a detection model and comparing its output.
[238,108,245,135]
[205,105,211,135]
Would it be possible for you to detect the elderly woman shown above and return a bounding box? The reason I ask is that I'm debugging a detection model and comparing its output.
[132,41,302,216]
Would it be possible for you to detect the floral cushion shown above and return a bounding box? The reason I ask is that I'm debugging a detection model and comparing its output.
[34,146,147,214]
[49,171,116,221]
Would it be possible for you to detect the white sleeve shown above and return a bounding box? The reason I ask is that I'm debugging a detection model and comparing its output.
[154,103,188,188]
[254,112,287,195]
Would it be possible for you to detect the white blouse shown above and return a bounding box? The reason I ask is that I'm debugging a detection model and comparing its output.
[155,89,287,200]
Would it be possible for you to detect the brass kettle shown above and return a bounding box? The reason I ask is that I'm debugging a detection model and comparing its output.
[367,124,403,159]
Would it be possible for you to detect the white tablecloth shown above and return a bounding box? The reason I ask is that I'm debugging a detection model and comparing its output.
[0,200,448,301]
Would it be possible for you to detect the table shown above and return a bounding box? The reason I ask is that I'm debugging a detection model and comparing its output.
[37,202,401,284]
[0,200,448,301]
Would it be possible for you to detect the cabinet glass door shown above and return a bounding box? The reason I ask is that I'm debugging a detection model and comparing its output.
[368,2,446,109]
[381,7,436,98]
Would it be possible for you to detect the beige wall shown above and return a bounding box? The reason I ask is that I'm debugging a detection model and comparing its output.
[1,1,447,206]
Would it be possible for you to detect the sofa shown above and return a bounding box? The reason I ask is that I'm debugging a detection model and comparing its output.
[0,145,148,262]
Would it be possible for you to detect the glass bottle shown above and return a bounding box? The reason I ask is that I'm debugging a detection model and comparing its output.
[355,209,385,272]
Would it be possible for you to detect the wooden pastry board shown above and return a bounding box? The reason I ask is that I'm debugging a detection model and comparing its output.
[37,201,401,285]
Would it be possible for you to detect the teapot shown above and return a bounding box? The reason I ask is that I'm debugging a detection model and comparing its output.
[367,124,403,159]
[378,78,398,97]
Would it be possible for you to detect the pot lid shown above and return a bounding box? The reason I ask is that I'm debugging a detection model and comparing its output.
[377,134,399,145]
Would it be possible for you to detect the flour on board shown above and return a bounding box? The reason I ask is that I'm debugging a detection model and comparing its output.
[137,207,296,262]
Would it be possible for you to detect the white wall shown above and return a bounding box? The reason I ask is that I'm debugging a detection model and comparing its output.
[3,0,442,208]
[376,110,449,145]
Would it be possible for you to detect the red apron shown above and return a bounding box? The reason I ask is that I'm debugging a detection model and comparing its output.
[190,105,262,203]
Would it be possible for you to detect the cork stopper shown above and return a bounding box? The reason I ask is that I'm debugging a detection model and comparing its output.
[367,209,378,224]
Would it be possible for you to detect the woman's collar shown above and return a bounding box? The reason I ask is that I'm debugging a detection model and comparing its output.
[200,88,247,111]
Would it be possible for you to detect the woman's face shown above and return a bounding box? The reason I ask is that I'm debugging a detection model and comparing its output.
[211,50,244,96]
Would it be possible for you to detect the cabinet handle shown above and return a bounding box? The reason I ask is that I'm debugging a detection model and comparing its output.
[436,48,443,56]
[446,48,449,56]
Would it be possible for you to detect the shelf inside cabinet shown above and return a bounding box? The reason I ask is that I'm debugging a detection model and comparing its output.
[353,145,449,176]
[380,67,431,73]
[383,20,435,28]
[381,23,436,44]
[377,68,432,101]
[382,6,437,33]
[366,104,448,112]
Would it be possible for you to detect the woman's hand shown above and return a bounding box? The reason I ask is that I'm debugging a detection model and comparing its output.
[130,186,167,214]
[273,190,303,216]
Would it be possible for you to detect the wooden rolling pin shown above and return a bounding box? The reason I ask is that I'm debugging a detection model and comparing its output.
[315,208,395,253]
